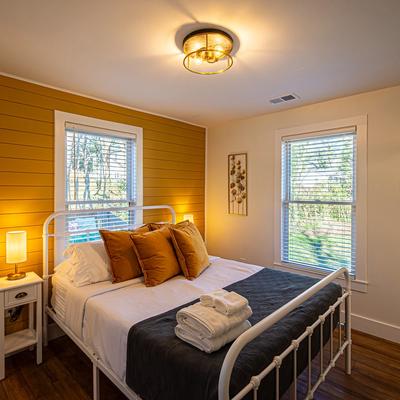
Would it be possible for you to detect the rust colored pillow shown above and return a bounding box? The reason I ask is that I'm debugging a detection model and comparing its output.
[148,222,173,231]
[130,227,181,287]
[149,220,189,231]
[100,225,150,283]
[169,222,210,280]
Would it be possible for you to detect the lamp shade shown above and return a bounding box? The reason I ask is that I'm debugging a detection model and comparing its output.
[6,231,27,264]
[182,29,234,75]
[183,214,195,224]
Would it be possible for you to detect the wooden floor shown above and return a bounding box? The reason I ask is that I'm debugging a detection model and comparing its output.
[0,330,399,400]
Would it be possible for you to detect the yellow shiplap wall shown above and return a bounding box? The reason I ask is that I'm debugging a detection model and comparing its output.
[0,75,206,278]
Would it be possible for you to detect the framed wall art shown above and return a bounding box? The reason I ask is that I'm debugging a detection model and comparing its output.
[228,153,248,215]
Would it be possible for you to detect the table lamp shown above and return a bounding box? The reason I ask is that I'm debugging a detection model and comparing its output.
[6,230,27,280]
[183,214,194,224]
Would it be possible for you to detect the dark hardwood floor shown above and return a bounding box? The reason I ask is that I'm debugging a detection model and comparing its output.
[1,330,399,399]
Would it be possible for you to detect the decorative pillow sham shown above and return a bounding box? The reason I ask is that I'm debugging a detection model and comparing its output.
[149,220,190,230]
[53,259,75,281]
[130,227,181,287]
[169,222,210,280]
[63,241,112,287]
[148,222,173,231]
[100,225,150,283]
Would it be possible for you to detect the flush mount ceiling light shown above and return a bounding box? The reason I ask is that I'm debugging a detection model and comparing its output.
[182,29,234,75]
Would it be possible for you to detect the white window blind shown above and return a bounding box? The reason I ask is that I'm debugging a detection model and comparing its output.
[65,122,137,242]
[281,131,356,275]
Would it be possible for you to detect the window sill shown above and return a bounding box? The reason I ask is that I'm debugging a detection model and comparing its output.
[272,262,368,293]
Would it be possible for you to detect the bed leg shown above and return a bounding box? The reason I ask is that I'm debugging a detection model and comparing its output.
[43,310,48,347]
[345,294,352,375]
[93,363,100,400]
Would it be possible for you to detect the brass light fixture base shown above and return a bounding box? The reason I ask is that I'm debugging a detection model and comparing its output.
[7,271,26,281]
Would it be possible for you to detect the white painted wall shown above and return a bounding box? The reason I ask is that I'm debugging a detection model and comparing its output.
[206,85,400,343]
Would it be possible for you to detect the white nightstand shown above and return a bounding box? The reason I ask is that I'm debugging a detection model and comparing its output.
[0,272,43,380]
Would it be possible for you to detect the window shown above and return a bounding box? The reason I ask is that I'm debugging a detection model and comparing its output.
[275,117,367,286]
[55,112,143,253]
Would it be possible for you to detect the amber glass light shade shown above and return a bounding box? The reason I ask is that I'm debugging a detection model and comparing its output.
[182,29,233,75]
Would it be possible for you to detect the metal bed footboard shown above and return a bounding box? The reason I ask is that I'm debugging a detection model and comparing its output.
[218,267,351,400]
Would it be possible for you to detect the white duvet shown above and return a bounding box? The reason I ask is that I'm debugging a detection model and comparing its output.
[51,256,262,381]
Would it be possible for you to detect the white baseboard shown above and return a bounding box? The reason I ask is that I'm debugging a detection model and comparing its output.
[346,312,400,343]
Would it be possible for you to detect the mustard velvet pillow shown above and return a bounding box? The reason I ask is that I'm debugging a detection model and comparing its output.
[149,222,173,231]
[100,225,150,283]
[130,227,181,287]
[169,222,210,280]
[149,220,189,231]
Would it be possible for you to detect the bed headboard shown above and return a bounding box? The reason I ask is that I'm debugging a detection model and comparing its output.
[42,205,176,315]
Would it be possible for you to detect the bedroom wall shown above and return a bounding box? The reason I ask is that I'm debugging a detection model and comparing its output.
[206,84,400,343]
[0,75,205,330]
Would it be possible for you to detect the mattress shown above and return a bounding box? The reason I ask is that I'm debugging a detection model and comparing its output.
[51,256,262,380]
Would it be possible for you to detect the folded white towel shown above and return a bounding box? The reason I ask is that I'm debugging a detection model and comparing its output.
[214,291,249,316]
[200,289,228,308]
[176,302,252,339]
[175,320,251,353]
[200,290,249,316]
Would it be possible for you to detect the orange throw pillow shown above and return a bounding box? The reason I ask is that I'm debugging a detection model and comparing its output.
[148,220,189,231]
[169,222,210,280]
[100,225,150,283]
[148,222,173,231]
[130,227,181,287]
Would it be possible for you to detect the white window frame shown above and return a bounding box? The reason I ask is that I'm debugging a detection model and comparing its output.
[274,116,367,292]
[54,111,143,262]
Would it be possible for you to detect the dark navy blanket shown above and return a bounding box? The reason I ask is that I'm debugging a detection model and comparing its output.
[126,267,341,400]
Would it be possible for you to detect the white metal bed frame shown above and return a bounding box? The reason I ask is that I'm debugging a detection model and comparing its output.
[42,205,352,400]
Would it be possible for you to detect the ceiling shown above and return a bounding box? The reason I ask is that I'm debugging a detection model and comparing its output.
[1,0,400,126]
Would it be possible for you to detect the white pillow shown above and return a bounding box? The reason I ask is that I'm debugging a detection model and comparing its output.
[63,241,112,287]
[53,259,74,281]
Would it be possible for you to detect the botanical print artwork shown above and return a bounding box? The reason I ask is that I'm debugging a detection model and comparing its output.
[228,153,248,215]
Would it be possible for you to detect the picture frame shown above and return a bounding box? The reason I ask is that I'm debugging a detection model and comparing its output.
[228,153,248,215]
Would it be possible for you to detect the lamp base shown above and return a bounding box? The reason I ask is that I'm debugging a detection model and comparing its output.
[7,271,26,281]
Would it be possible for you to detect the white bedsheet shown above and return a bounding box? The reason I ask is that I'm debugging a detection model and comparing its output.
[52,256,262,381]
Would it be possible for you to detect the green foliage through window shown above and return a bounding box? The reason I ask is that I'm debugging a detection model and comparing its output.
[282,133,356,274]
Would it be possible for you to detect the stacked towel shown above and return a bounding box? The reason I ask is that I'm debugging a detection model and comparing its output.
[200,290,249,315]
[176,302,252,338]
[199,289,228,308]
[175,320,251,353]
[175,290,252,353]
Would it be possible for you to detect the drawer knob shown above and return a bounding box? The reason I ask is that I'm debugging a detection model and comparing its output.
[15,292,28,299]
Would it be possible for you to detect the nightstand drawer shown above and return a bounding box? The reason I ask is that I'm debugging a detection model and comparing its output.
[4,285,37,307]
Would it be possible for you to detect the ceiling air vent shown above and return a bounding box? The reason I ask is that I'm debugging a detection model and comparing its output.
[270,93,300,105]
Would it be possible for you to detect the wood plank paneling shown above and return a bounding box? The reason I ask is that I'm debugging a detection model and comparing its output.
[0,129,54,148]
[144,177,204,188]
[0,172,53,186]
[145,129,204,148]
[0,99,54,122]
[0,75,204,133]
[144,187,204,197]
[0,114,53,135]
[0,84,204,138]
[0,157,53,173]
[0,143,53,160]
[143,168,204,179]
[0,75,205,281]
[0,186,53,200]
